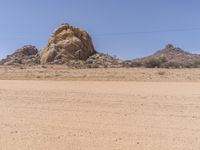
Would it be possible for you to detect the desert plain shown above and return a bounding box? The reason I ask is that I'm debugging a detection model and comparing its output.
[0,66,200,150]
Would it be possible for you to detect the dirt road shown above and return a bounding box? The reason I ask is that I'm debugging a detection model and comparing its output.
[0,80,200,150]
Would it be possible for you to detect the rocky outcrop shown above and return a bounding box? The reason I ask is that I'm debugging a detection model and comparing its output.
[86,53,123,68]
[47,52,123,68]
[0,45,40,65]
[40,23,96,64]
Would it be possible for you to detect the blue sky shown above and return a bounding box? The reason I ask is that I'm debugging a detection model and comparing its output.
[0,0,200,59]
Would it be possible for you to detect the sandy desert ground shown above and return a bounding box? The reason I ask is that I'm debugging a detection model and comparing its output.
[0,67,200,150]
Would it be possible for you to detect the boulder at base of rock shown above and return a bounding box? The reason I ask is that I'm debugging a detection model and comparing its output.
[40,23,96,64]
[86,53,123,68]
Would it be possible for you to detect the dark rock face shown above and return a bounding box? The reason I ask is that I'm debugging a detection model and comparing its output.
[16,45,38,56]
[0,45,40,65]
[39,24,96,64]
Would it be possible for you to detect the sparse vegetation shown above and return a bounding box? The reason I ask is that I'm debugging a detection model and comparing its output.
[162,61,182,68]
[144,57,167,68]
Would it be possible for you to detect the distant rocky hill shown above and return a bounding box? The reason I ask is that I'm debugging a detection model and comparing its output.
[124,44,200,68]
[1,24,200,68]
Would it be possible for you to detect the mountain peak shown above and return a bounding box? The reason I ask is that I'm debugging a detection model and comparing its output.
[164,44,174,49]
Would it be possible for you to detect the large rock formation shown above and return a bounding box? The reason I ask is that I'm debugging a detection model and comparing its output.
[0,23,122,68]
[40,23,96,64]
[0,45,40,65]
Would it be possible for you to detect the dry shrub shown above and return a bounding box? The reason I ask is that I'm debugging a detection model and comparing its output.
[157,71,166,75]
